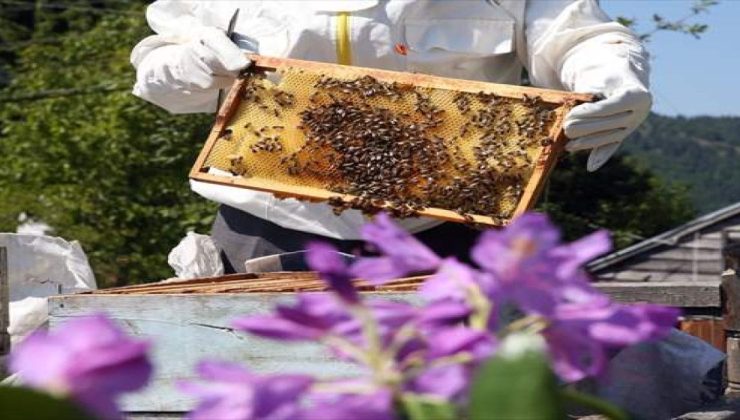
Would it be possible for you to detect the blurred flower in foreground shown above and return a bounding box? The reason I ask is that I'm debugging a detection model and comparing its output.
[179,361,313,420]
[8,314,152,420]
[187,212,680,419]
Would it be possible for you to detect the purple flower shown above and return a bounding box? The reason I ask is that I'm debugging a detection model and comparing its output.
[425,327,496,361]
[471,213,561,279]
[542,323,606,382]
[420,258,479,302]
[301,390,395,420]
[306,241,359,304]
[232,293,350,341]
[180,361,313,420]
[9,314,152,420]
[551,229,612,279]
[232,293,418,360]
[351,213,441,284]
[554,301,680,347]
[471,213,611,316]
[417,300,472,327]
[407,364,469,401]
[404,327,496,400]
[543,301,680,381]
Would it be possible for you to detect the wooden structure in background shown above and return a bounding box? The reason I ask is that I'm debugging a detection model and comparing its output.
[589,202,740,396]
[589,202,740,283]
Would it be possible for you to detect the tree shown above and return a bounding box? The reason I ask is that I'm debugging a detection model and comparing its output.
[0,3,215,287]
[539,153,695,249]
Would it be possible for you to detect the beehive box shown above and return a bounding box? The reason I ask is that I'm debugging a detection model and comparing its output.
[191,55,595,226]
[49,273,422,413]
[47,273,721,414]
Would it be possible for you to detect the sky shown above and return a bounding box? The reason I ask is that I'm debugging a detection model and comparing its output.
[601,0,740,117]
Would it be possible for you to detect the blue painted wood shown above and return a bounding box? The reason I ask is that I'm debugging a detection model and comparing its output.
[48,292,419,412]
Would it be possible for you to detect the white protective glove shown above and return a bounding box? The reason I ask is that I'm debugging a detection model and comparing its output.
[563,86,652,172]
[551,16,653,173]
[132,26,251,113]
[177,26,251,91]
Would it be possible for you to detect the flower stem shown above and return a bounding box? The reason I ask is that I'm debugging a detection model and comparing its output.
[467,285,492,331]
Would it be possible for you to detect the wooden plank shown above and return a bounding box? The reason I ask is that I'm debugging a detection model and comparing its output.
[722,270,740,331]
[48,293,423,412]
[189,76,249,182]
[513,106,569,217]
[603,258,723,274]
[249,54,595,104]
[606,248,723,264]
[189,173,507,225]
[0,247,9,356]
[593,281,721,307]
[728,337,740,394]
[679,318,725,351]
[594,270,719,283]
[644,248,723,261]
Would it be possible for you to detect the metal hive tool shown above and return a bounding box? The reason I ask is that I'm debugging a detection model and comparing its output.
[191,55,595,226]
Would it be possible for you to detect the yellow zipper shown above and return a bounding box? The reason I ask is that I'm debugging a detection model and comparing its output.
[335,12,352,65]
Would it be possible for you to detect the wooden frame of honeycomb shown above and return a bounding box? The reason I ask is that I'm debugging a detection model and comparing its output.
[190,55,594,226]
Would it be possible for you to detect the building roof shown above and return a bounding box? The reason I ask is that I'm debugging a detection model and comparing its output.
[588,201,740,272]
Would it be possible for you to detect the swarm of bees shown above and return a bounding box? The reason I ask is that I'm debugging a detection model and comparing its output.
[222,73,559,223]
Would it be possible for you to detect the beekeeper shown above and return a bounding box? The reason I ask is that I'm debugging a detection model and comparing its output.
[131,0,651,272]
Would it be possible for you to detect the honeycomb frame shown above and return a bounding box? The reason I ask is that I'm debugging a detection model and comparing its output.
[190,55,594,226]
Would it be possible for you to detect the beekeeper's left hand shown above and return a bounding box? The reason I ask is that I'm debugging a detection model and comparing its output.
[563,86,652,171]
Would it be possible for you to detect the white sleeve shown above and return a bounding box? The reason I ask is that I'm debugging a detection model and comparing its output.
[524,0,650,95]
[130,1,219,114]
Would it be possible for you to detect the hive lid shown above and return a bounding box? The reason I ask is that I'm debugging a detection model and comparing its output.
[82,271,425,295]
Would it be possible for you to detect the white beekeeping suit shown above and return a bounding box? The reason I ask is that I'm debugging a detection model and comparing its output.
[130,0,651,241]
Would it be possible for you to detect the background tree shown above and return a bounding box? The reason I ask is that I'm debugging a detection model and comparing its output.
[0,1,215,286]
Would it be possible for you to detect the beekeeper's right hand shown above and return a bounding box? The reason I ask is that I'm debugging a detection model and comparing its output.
[180,27,250,90]
[131,27,250,114]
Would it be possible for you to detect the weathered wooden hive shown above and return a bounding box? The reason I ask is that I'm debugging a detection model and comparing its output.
[47,272,726,414]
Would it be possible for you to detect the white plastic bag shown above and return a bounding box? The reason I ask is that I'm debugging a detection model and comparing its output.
[0,233,97,344]
[167,232,224,279]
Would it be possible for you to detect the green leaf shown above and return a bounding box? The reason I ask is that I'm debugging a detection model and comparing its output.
[560,389,629,420]
[0,386,96,420]
[469,348,565,420]
[401,393,457,420]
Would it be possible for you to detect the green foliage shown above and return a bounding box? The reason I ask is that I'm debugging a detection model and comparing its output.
[400,393,457,420]
[0,386,95,420]
[469,342,627,420]
[539,152,695,249]
[0,4,216,287]
[470,344,565,420]
[623,113,740,214]
[617,0,717,41]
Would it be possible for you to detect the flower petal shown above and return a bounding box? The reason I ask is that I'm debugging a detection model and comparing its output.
[361,213,440,273]
[232,315,325,341]
[306,242,359,303]
[553,229,612,278]
[420,258,477,302]
[8,314,151,420]
[350,256,407,285]
[302,390,394,420]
